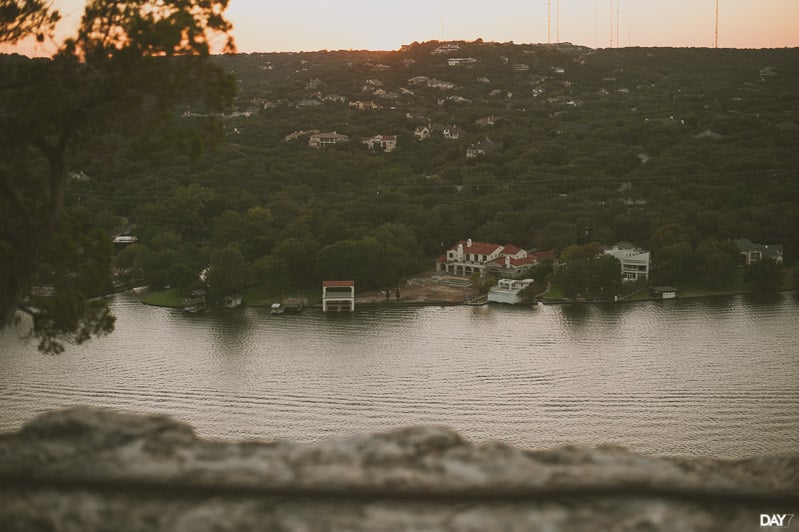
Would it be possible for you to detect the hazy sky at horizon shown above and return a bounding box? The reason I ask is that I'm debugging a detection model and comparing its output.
[5,0,798,57]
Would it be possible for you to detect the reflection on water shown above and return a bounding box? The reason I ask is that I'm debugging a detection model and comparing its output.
[1,292,798,458]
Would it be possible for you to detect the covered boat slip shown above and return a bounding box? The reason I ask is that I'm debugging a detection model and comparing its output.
[322,281,355,312]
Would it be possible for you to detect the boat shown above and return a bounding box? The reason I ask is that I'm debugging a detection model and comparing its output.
[182,302,206,314]
[182,289,207,313]
[464,294,488,306]
[282,297,305,313]
[270,303,285,315]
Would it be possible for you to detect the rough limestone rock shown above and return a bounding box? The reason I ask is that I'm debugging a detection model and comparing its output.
[0,407,796,531]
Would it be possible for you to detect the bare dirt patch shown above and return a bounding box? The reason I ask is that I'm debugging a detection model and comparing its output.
[355,272,478,304]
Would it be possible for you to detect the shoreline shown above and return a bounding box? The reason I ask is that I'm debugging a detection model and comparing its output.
[539,288,797,306]
[131,269,797,310]
[134,287,797,311]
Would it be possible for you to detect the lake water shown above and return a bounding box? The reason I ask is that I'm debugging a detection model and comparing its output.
[1,292,798,459]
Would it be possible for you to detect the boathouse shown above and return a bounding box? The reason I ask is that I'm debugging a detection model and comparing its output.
[487,279,534,305]
[650,286,679,300]
[322,280,355,312]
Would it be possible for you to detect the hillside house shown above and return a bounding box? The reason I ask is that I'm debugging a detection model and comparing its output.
[433,43,460,54]
[436,240,546,277]
[448,57,477,66]
[414,125,431,140]
[362,134,397,152]
[431,124,463,140]
[428,79,457,90]
[466,138,503,159]
[349,100,381,111]
[407,76,430,86]
[284,129,320,141]
[603,243,650,281]
[735,239,784,265]
[308,132,349,148]
[447,95,472,104]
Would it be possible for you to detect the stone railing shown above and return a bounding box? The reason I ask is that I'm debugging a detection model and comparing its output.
[0,407,796,531]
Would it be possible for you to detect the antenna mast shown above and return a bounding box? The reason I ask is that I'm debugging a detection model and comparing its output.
[715,0,719,48]
[548,0,551,44]
[609,0,614,47]
[616,0,620,48]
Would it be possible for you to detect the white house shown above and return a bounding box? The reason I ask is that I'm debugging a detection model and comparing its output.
[486,245,542,276]
[436,240,547,278]
[488,279,535,305]
[308,131,350,148]
[349,100,381,111]
[603,243,650,281]
[414,125,431,140]
[430,124,463,139]
[432,43,460,54]
[447,57,477,66]
[362,134,397,152]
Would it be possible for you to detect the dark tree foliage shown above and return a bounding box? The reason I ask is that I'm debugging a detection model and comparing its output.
[0,0,235,353]
[554,243,622,300]
[0,0,60,44]
[743,258,784,292]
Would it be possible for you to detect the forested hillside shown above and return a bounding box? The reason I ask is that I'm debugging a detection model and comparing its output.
[54,41,799,294]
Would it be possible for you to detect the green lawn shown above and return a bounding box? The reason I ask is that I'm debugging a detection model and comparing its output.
[141,283,323,308]
[140,288,183,307]
[545,266,797,303]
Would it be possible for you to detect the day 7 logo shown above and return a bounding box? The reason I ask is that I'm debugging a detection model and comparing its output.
[761,514,794,528]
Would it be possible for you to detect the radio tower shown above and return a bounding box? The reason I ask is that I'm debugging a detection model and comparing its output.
[714,0,719,48]
[616,0,620,48]
[548,0,551,43]
[610,0,613,48]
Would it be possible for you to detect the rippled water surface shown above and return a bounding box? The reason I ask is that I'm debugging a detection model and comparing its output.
[2,292,798,458]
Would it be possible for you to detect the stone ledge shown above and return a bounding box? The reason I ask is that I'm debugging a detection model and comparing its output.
[0,407,796,531]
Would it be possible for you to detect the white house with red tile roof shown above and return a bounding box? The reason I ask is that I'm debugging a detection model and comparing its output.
[488,254,539,275]
[436,239,547,277]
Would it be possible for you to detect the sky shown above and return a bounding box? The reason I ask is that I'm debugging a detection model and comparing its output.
[5,0,798,57]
